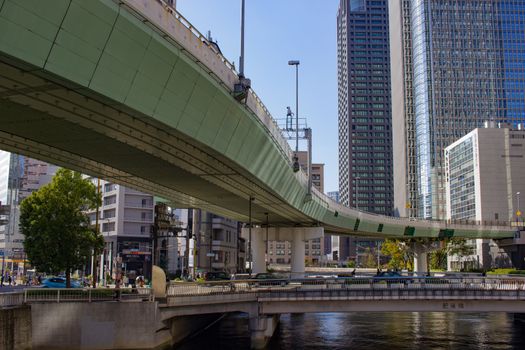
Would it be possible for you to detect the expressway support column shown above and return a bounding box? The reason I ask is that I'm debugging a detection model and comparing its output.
[251,229,266,274]
[241,227,324,277]
[291,231,305,279]
[249,314,280,349]
[412,242,428,275]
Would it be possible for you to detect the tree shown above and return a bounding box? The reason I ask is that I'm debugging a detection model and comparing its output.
[20,169,104,288]
[381,239,413,270]
[362,248,377,268]
[430,238,475,271]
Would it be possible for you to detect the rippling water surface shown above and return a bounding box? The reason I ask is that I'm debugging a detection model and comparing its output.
[176,312,525,349]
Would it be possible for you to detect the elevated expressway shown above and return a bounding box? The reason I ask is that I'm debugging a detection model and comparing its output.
[0,0,515,239]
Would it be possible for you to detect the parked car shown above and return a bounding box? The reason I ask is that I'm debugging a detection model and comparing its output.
[203,271,231,281]
[374,271,404,279]
[42,277,81,288]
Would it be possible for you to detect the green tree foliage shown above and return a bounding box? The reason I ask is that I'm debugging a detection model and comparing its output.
[429,238,475,270]
[20,169,103,287]
[362,248,377,268]
[381,239,413,270]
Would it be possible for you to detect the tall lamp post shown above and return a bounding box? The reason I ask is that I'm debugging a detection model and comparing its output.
[288,60,300,171]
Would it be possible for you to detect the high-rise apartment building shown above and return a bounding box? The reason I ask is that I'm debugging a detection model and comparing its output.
[337,0,393,215]
[87,180,155,281]
[0,152,58,275]
[390,0,525,219]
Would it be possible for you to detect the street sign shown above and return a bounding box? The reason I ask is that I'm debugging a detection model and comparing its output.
[206,253,215,257]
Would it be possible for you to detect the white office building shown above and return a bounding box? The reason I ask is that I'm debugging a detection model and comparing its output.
[445,124,525,269]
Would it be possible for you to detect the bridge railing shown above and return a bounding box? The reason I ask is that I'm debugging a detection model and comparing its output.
[311,186,513,229]
[166,276,525,300]
[22,288,154,303]
[0,292,25,308]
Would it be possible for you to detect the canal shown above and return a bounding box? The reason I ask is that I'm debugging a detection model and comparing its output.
[176,312,525,349]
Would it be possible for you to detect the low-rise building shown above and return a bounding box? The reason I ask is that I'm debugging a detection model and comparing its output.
[193,210,241,275]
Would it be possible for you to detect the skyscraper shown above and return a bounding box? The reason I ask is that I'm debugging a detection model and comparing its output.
[337,0,393,215]
[390,0,525,219]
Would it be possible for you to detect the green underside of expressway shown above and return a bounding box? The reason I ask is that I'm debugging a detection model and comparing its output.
[0,0,514,239]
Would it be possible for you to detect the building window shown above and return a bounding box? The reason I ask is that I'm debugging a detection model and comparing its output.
[103,195,116,206]
[350,0,365,12]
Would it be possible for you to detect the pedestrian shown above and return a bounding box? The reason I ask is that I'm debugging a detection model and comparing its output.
[114,272,122,300]
[8,275,12,286]
[0,274,3,287]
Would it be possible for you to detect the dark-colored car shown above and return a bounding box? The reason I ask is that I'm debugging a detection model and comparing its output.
[204,271,231,281]
[251,273,288,287]
[373,271,412,284]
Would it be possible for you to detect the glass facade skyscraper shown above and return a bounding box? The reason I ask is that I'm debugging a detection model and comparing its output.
[390,0,525,219]
[337,0,393,215]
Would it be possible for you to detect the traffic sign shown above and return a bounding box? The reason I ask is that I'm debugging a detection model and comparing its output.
[517,210,522,217]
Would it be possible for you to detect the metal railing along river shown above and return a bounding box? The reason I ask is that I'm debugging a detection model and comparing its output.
[1,287,154,307]
[22,287,154,303]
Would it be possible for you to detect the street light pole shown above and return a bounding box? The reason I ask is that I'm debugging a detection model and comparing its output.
[239,0,245,78]
[288,60,300,153]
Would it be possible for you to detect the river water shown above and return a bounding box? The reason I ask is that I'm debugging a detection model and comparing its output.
[176,312,525,349]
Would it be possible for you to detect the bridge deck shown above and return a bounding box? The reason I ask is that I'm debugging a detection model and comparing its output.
[162,277,525,315]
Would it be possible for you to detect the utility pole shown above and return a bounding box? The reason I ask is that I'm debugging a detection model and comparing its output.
[185,209,193,278]
[92,178,100,288]
[248,196,254,276]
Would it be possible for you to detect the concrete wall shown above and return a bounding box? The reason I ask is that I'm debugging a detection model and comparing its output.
[31,302,171,350]
[168,314,224,346]
[0,306,32,350]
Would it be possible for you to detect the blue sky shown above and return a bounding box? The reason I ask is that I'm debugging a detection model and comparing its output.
[177,0,340,193]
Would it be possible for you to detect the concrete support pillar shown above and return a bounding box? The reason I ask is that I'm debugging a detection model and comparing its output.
[241,227,323,279]
[412,242,428,275]
[249,314,280,349]
[252,231,266,274]
[291,232,305,279]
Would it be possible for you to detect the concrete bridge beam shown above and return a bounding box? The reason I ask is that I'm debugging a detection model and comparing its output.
[249,314,280,349]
